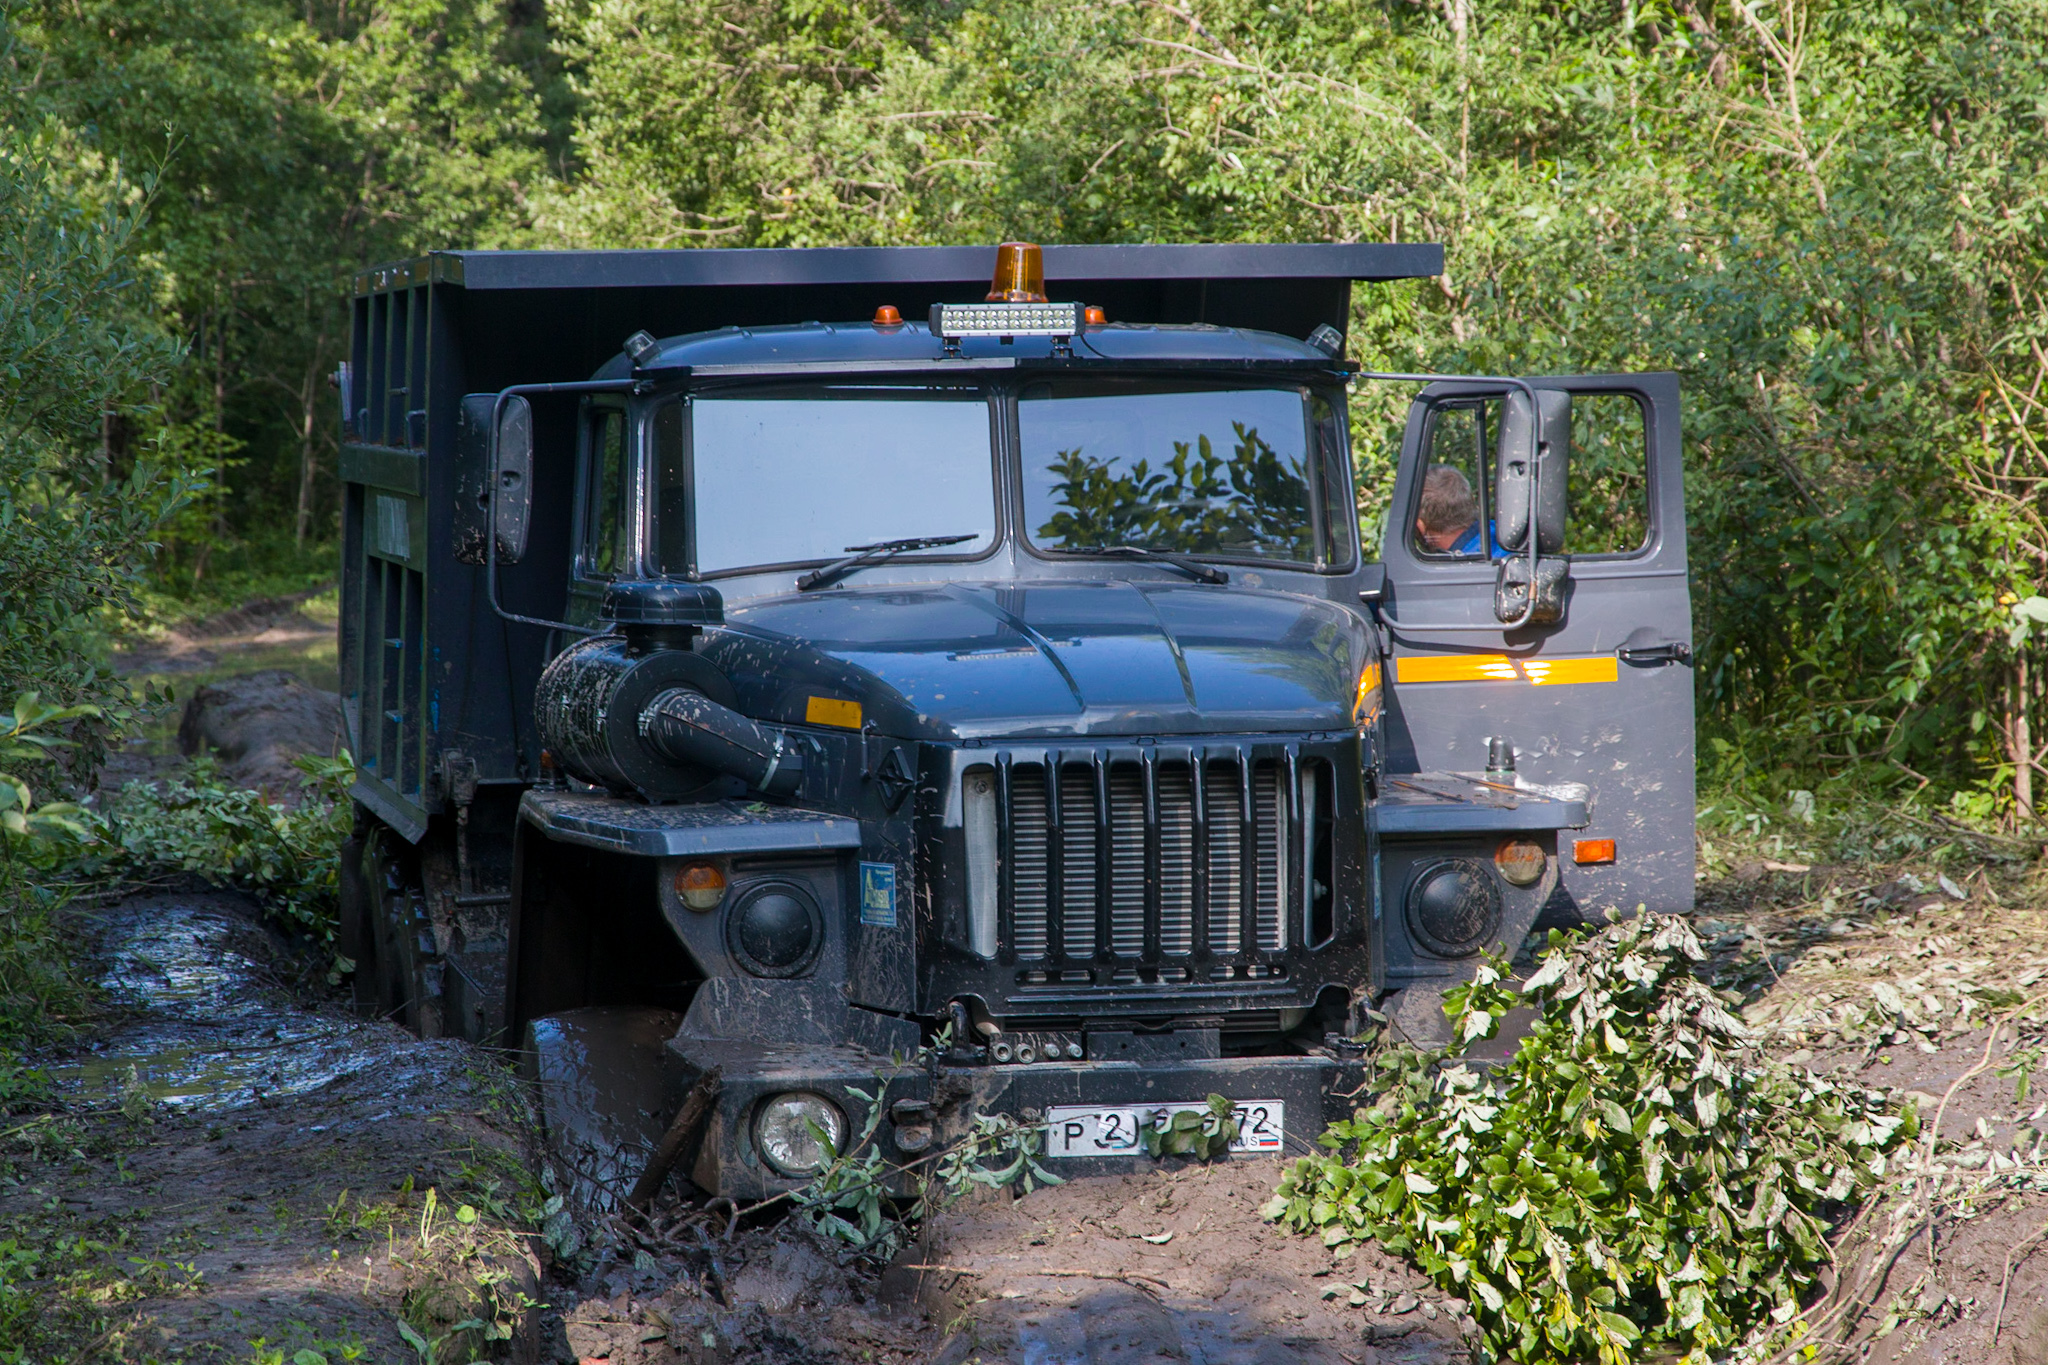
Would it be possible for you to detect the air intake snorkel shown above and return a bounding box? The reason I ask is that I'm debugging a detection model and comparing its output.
[533,580,805,801]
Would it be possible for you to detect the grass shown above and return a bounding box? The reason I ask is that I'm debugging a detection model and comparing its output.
[0,874,94,1051]
[131,535,341,639]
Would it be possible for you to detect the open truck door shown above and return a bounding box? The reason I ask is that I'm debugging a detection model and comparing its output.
[1368,373,1694,931]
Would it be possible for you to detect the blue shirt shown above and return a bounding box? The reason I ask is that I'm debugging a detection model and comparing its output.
[1450,522,1511,560]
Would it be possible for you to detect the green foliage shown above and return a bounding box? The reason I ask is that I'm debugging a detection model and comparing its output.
[83,754,357,944]
[0,694,101,844]
[1037,426,1313,559]
[931,1111,1063,1197]
[1137,1093,1240,1160]
[0,45,196,759]
[788,1051,1066,1261]
[5,0,554,583]
[0,694,104,1046]
[1264,915,1914,1365]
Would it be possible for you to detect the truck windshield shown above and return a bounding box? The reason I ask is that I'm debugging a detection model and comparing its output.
[655,388,997,577]
[1019,381,1339,566]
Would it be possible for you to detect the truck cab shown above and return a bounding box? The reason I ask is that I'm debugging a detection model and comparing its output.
[336,242,1691,1199]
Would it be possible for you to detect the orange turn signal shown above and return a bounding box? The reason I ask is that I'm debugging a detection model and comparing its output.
[872,304,903,326]
[1573,838,1616,866]
[1082,304,1108,325]
[675,862,727,911]
[1495,838,1546,886]
[986,241,1048,302]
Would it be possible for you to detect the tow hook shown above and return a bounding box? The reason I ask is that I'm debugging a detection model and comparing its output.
[889,1098,935,1153]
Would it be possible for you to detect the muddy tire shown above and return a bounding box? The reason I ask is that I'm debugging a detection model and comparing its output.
[336,822,376,1012]
[358,828,446,1037]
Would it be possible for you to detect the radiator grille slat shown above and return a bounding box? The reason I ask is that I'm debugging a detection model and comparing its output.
[1158,767,1195,955]
[1108,766,1147,958]
[1003,750,1286,963]
[1058,765,1097,959]
[1206,765,1243,955]
[1011,779,1049,959]
[1254,763,1287,952]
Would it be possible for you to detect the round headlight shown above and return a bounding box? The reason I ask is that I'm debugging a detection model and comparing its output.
[1405,858,1503,957]
[754,1091,845,1177]
[1494,838,1547,887]
[726,882,822,977]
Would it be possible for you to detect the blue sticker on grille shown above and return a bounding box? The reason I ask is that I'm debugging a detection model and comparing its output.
[859,862,897,928]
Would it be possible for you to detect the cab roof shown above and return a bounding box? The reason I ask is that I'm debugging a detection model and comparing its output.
[353,242,1441,395]
[597,318,1342,378]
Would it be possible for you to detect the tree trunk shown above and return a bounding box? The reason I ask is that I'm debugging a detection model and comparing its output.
[2010,654,2035,825]
[295,363,318,545]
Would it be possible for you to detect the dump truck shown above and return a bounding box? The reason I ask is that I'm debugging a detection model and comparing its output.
[334,241,1694,1200]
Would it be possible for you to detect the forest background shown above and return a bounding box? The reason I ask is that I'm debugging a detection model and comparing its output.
[2,0,2047,818]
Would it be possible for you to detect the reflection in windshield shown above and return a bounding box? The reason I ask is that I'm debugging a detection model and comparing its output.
[661,390,996,577]
[1020,386,1317,563]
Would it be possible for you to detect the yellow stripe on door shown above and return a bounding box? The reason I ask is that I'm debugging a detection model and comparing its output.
[1394,654,1619,686]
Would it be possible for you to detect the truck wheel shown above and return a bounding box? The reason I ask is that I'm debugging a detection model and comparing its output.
[337,819,377,1013]
[363,829,445,1037]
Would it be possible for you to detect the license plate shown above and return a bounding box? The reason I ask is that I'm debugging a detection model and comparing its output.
[1042,1100,1285,1157]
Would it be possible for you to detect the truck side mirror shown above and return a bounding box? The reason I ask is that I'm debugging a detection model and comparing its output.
[453,393,534,566]
[1493,388,1570,554]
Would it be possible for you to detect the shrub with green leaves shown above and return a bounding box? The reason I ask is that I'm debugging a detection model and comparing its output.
[1265,915,1913,1365]
[84,753,356,945]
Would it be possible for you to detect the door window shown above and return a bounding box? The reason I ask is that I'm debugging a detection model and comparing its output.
[582,406,631,577]
[1411,391,1651,560]
[1412,401,1496,560]
[1563,393,1650,556]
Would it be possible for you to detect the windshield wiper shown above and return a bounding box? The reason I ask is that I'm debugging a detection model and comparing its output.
[1049,544,1229,585]
[796,534,979,592]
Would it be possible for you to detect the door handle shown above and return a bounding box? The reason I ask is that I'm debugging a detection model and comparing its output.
[1617,639,1691,665]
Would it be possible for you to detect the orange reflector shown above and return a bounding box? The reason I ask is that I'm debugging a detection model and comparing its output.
[674,862,727,911]
[986,241,1048,302]
[872,304,902,326]
[1574,838,1617,866]
[1083,304,1108,325]
[806,695,863,729]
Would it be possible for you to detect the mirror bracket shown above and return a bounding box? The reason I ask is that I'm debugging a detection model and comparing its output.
[1495,556,1568,625]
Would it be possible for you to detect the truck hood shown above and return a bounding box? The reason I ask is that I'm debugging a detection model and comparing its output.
[701,580,1370,740]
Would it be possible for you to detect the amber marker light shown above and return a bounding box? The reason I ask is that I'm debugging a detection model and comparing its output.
[1495,838,1546,886]
[872,304,903,326]
[675,862,727,911]
[1574,838,1617,866]
[986,242,1048,302]
[1082,305,1108,325]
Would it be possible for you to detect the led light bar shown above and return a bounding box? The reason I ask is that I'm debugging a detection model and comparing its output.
[930,301,1084,339]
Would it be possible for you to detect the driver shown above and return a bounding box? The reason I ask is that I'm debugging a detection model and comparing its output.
[1415,465,1487,556]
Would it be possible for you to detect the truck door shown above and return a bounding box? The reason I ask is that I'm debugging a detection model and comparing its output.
[1373,374,1693,920]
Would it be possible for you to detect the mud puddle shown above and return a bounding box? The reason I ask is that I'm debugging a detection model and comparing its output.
[51,895,439,1112]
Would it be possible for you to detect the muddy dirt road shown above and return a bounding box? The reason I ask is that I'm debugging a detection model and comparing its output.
[22,866,2048,1365]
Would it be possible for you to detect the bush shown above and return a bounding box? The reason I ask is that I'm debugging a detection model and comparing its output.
[1264,915,1914,1365]
[83,754,356,947]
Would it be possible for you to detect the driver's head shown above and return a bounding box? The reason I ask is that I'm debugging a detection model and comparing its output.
[1415,466,1480,552]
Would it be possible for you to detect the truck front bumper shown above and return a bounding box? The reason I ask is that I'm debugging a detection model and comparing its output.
[673,1034,1364,1200]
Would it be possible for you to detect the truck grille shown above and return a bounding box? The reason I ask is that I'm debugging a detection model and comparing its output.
[999,750,1290,965]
